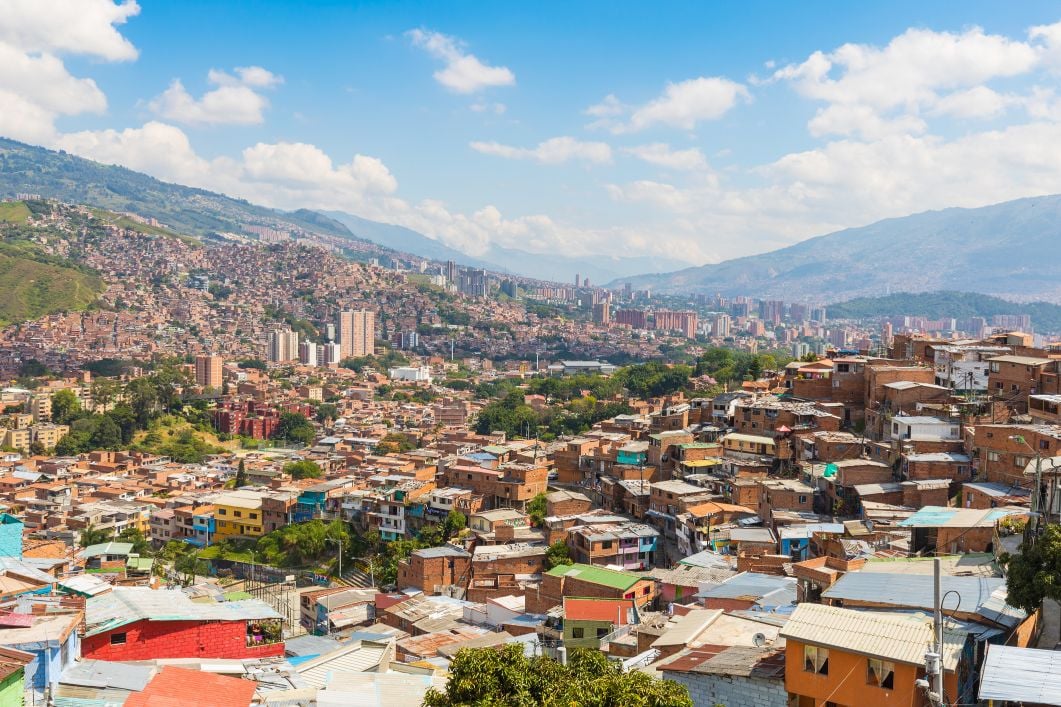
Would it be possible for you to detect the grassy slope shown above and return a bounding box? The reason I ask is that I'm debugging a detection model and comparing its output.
[0,249,102,325]
[132,416,240,452]
[0,201,30,224]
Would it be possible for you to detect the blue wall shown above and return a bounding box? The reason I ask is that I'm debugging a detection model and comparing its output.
[0,515,23,558]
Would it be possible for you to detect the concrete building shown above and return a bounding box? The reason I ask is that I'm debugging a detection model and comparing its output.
[267,329,299,363]
[339,309,375,359]
[194,354,223,389]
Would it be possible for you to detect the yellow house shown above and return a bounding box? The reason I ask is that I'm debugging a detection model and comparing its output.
[721,433,776,456]
[212,490,265,540]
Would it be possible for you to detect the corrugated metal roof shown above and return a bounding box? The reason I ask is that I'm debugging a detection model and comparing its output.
[86,587,281,636]
[821,572,1025,628]
[315,672,447,707]
[779,604,964,669]
[979,644,1061,706]
[296,641,389,688]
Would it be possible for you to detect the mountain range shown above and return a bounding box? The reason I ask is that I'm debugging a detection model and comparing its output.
[608,196,1061,301]
[0,137,683,284]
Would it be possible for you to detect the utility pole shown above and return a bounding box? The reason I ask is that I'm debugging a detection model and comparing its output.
[923,556,944,707]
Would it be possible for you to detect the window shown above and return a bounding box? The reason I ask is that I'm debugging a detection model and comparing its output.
[572,627,584,638]
[250,513,257,520]
[804,645,828,675]
[643,586,651,595]
[987,451,1000,462]
[218,508,226,515]
[1015,456,1030,468]
[601,540,612,549]
[234,510,242,518]
[597,627,608,638]
[798,495,808,504]
[110,632,127,645]
[867,659,895,689]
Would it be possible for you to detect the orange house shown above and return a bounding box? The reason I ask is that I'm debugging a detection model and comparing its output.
[780,603,971,707]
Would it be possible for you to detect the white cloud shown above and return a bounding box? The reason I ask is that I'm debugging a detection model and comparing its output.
[623,143,708,171]
[772,25,1045,139]
[929,86,1013,119]
[407,28,515,93]
[589,78,749,133]
[470,136,612,165]
[585,94,625,118]
[147,67,282,126]
[0,0,136,143]
[0,0,140,60]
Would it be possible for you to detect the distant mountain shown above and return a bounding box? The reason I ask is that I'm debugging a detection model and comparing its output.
[323,211,505,271]
[484,245,686,286]
[609,195,1061,300]
[325,210,686,283]
[0,137,360,241]
[828,291,1061,332]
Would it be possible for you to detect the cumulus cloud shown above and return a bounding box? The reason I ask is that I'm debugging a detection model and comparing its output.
[623,143,708,171]
[407,28,515,93]
[0,0,137,143]
[588,78,749,133]
[770,25,1050,138]
[0,0,140,60]
[469,136,612,165]
[147,66,283,126]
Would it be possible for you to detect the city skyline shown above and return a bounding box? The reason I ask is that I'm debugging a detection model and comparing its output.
[8,1,1061,269]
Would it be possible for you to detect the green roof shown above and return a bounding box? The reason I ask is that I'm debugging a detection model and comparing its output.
[546,563,641,591]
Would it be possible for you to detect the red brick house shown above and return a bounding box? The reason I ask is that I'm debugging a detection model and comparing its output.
[82,587,284,661]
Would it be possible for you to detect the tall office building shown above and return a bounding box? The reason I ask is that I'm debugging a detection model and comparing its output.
[298,341,318,367]
[194,355,223,388]
[339,310,375,358]
[268,329,299,363]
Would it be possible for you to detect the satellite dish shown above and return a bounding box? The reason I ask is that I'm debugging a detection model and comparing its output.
[752,633,767,647]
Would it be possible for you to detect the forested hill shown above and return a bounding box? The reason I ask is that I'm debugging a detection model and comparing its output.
[827,291,1061,332]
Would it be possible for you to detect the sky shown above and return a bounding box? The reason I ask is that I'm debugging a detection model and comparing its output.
[6,1,1061,266]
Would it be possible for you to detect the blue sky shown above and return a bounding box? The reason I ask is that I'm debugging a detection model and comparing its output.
[7,1,1061,265]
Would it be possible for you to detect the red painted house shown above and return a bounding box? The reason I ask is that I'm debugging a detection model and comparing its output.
[82,587,284,661]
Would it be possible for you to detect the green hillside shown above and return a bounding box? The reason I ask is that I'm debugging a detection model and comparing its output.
[0,201,30,224]
[0,243,103,325]
[0,138,358,240]
[827,291,1061,332]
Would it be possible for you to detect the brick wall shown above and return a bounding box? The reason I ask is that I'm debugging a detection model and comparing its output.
[664,672,786,707]
[81,619,284,661]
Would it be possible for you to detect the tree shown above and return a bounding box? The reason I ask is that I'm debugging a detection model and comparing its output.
[527,492,548,527]
[238,359,267,370]
[80,524,113,548]
[28,441,46,456]
[316,403,338,424]
[50,389,81,425]
[283,460,322,480]
[422,644,693,707]
[273,412,315,446]
[545,540,573,570]
[234,459,247,488]
[91,378,119,413]
[91,415,123,450]
[117,527,152,555]
[443,510,466,539]
[1002,525,1061,642]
